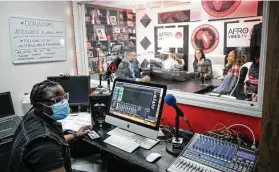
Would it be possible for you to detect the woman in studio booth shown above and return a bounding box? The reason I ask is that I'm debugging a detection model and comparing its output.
[213,49,247,95]
[193,48,213,80]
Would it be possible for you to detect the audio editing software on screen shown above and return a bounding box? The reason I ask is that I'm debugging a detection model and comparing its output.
[110,81,164,127]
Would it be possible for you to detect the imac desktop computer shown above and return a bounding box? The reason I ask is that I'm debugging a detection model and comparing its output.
[105,78,167,140]
[47,75,90,111]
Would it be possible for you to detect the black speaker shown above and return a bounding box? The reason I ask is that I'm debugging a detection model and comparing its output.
[89,93,111,128]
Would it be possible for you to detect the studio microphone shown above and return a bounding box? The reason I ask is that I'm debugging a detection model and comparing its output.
[104,57,122,78]
[164,94,184,117]
[164,94,194,133]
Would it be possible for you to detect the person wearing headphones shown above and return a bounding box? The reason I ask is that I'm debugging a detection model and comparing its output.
[8,80,91,172]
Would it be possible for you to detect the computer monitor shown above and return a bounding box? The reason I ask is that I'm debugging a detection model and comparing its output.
[0,92,15,118]
[47,75,90,105]
[106,78,167,139]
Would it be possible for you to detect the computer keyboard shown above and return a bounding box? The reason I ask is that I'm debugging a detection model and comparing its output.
[107,127,159,149]
[104,135,140,153]
[0,119,18,131]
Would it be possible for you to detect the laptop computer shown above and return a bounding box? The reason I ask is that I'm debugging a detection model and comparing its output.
[0,92,21,139]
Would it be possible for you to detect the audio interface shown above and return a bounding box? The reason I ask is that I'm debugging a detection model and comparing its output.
[167,134,257,172]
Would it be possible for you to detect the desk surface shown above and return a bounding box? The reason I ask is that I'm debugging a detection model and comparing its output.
[83,127,176,172]
[150,79,222,93]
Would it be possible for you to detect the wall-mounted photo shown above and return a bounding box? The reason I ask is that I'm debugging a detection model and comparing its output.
[158,10,190,24]
[119,13,123,19]
[96,29,107,41]
[114,27,120,33]
[127,21,133,27]
[121,28,126,33]
[127,13,133,20]
[110,16,117,25]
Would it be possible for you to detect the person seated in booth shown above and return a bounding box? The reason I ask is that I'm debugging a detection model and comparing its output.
[213,49,246,94]
[158,47,185,71]
[8,80,92,172]
[193,48,212,80]
[115,51,150,82]
[244,56,260,102]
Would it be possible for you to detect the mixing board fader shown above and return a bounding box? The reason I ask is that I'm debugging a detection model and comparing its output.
[167,134,257,172]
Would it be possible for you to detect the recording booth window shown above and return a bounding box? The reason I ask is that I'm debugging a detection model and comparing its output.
[75,1,268,117]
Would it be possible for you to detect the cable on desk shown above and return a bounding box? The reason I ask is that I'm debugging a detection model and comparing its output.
[227,124,256,149]
[201,123,256,149]
[158,126,174,142]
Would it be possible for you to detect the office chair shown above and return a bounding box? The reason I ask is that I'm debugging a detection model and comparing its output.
[229,62,251,96]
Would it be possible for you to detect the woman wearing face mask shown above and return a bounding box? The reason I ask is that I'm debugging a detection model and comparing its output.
[8,80,91,172]
[193,48,212,79]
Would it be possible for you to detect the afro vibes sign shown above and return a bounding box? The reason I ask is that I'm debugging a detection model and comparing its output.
[226,21,262,47]
[157,27,184,48]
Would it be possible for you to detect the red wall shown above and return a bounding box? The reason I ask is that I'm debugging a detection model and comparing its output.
[161,103,262,141]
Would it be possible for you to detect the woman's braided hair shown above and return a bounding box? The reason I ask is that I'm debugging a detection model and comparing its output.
[30,80,60,106]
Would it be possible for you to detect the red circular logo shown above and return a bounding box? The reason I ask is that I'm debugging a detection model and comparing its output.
[191,24,219,53]
[175,32,183,39]
[201,0,241,17]
[109,64,117,73]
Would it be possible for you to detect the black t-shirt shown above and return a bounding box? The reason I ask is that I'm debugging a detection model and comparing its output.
[23,138,65,172]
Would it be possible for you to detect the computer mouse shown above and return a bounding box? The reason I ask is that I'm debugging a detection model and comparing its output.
[146,153,161,163]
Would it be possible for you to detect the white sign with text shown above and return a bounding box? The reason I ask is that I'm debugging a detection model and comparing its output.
[157,27,184,48]
[9,17,66,64]
[226,21,262,47]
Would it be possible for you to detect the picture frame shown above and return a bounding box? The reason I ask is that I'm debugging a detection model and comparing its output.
[114,27,120,33]
[127,13,133,20]
[119,13,123,19]
[97,9,101,16]
[95,18,101,24]
[110,16,117,25]
[127,20,133,27]
[87,41,93,49]
[121,28,126,33]
[124,34,129,40]
[96,29,107,41]
[85,14,92,23]
[87,50,93,57]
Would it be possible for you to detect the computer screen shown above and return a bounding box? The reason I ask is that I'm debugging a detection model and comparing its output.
[108,79,166,129]
[47,76,90,105]
[0,92,15,118]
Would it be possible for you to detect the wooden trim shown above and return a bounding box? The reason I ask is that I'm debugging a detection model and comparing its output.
[257,1,279,171]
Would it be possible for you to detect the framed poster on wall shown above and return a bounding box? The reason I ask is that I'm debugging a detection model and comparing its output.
[158,10,190,24]
[157,27,184,48]
[226,20,262,47]
[9,17,66,64]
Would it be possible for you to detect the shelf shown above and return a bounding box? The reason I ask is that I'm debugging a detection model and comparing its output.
[90,39,136,43]
[86,23,131,27]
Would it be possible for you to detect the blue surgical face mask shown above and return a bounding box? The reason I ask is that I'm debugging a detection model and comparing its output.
[48,100,71,120]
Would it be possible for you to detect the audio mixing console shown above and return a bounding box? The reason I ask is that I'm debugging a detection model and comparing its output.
[167,134,257,172]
